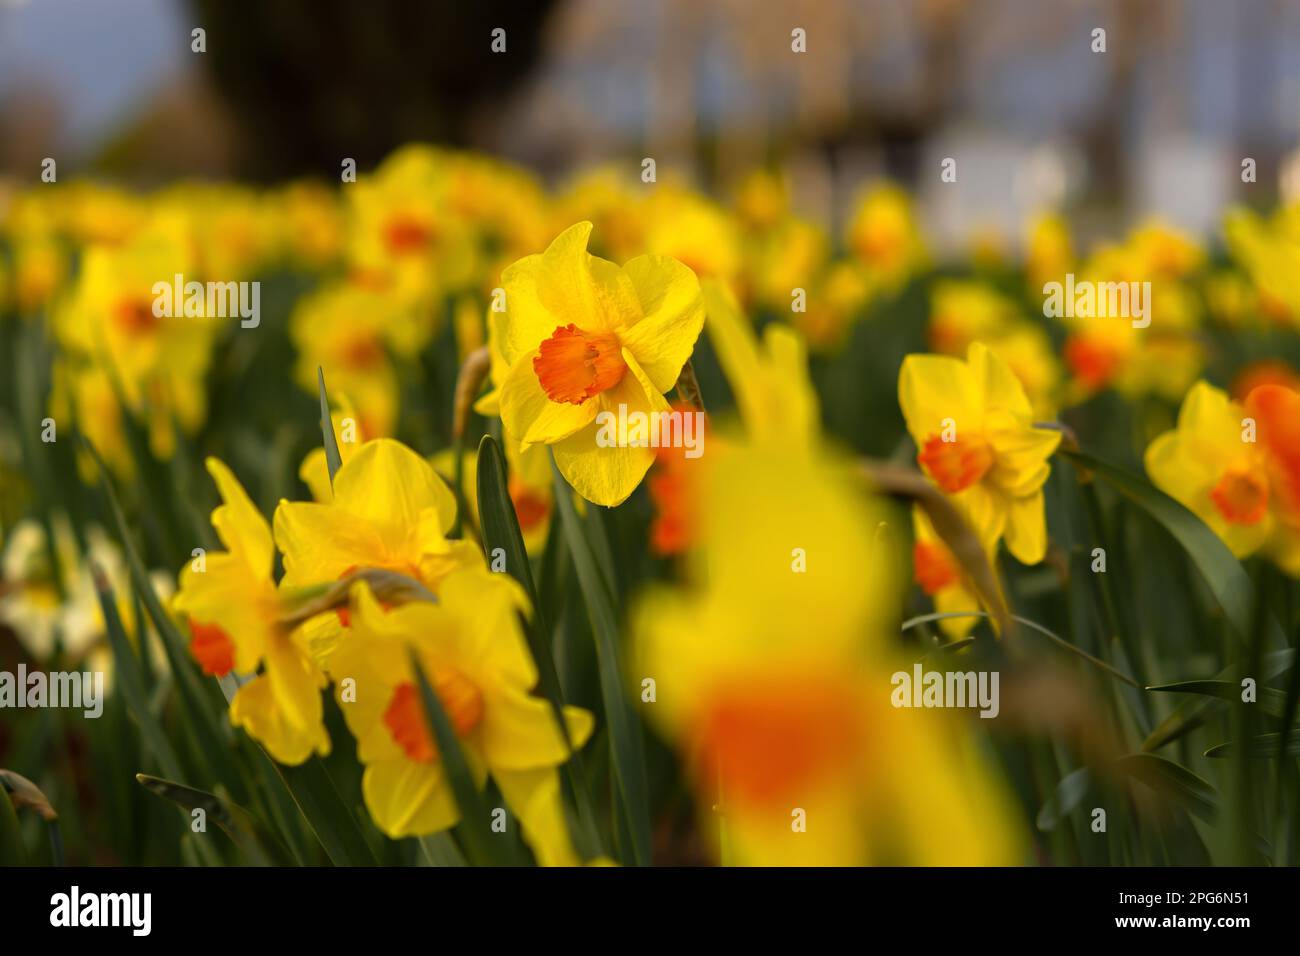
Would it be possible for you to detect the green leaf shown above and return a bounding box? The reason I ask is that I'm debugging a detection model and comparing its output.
[478,436,603,860]
[135,774,291,865]
[901,610,1140,688]
[1146,680,1291,719]
[91,562,186,783]
[1063,451,1274,644]
[476,436,571,731]
[1204,733,1300,758]
[1142,650,1295,751]
[550,457,652,866]
[84,436,240,790]
[418,832,469,867]
[318,366,343,485]
[0,785,28,865]
[1113,753,1219,822]
[269,756,379,866]
[1037,767,1092,832]
[409,650,516,866]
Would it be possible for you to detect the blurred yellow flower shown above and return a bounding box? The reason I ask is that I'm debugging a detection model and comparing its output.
[845,183,927,289]
[911,505,984,640]
[1147,381,1300,575]
[634,440,1023,865]
[899,342,1060,563]
[290,281,425,439]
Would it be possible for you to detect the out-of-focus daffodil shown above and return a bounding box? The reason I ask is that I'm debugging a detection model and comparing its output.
[54,231,218,463]
[633,439,1023,865]
[290,282,424,439]
[174,459,330,765]
[1147,381,1300,575]
[845,183,927,290]
[911,505,984,640]
[899,342,1061,564]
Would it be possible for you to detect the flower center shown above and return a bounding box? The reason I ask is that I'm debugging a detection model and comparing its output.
[912,540,960,595]
[699,674,863,808]
[1064,334,1124,390]
[189,620,235,677]
[113,296,160,334]
[917,433,994,494]
[343,335,385,370]
[508,476,550,532]
[382,671,484,764]
[1210,465,1269,526]
[383,215,434,254]
[533,324,627,405]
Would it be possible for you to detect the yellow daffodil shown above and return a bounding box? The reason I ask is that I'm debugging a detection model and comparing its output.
[1145,381,1300,574]
[331,573,593,864]
[633,439,1023,865]
[927,281,1060,416]
[54,231,218,462]
[911,505,984,640]
[899,342,1061,564]
[491,221,705,506]
[845,183,927,289]
[346,145,476,309]
[1025,212,1073,290]
[174,459,330,765]
[274,438,480,668]
[290,281,423,439]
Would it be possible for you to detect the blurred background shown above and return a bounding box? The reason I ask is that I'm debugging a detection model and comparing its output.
[4,0,1300,248]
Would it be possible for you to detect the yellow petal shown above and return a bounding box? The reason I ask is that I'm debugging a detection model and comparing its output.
[619,254,705,393]
[298,448,333,504]
[273,500,386,589]
[230,673,330,765]
[205,457,273,579]
[551,351,663,506]
[362,759,458,839]
[1002,491,1048,565]
[333,438,458,539]
[969,340,1032,416]
[481,691,594,770]
[493,766,581,866]
[264,628,328,737]
[498,350,599,448]
[898,354,979,446]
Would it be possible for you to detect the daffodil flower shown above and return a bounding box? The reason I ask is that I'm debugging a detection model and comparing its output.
[899,342,1061,564]
[911,505,984,640]
[331,574,593,864]
[1146,381,1300,571]
[174,459,330,765]
[274,438,480,669]
[490,221,704,506]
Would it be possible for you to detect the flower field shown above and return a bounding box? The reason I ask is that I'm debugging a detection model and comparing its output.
[1,145,1299,868]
